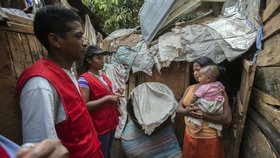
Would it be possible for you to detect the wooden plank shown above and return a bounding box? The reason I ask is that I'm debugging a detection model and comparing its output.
[256,44,280,66]
[248,107,280,156]
[5,12,33,26]
[267,0,271,5]
[262,0,280,23]
[241,117,278,158]
[20,34,33,67]
[26,35,43,61]
[6,32,24,78]
[252,87,280,106]
[263,12,280,40]
[33,36,45,56]
[243,59,254,73]
[141,62,189,101]
[250,87,280,134]
[4,22,33,34]
[236,92,243,117]
[231,59,256,158]
[32,35,42,53]
[0,28,22,144]
[254,66,280,100]
[263,32,280,48]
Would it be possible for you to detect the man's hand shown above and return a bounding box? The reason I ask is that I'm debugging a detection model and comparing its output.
[16,139,68,158]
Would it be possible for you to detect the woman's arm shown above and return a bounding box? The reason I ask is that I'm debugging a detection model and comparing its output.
[201,92,232,125]
[80,87,121,112]
[176,86,191,115]
[176,86,202,117]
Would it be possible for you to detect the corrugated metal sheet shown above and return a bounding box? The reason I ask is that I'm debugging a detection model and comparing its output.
[139,0,177,44]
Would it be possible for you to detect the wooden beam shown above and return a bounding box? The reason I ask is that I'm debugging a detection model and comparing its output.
[0,27,22,144]
[252,87,280,106]
[263,12,280,40]
[237,92,244,117]
[262,0,280,23]
[248,107,280,156]
[254,66,280,100]
[4,22,33,34]
[231,59,256,158]
[263,32,280,48]
[257,44,280,66]
[241,117,278,158]
[6,13,32,26]
[250,87,280,134]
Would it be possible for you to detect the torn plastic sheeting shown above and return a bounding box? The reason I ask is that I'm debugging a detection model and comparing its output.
[111,42,144,81]
[157,13,257,65]
[131,42,155,76]
[158,29,182,67]
[104,63,127,138]
[104,28,135,41]
[84,14,97,45]
[205,12,257,51]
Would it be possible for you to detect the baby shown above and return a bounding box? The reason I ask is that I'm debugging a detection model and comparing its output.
[189,65,225,136]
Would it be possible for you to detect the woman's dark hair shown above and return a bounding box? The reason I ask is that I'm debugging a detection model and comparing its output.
[193,56,215,67]
[77,45,101,75]
[192,56,226,82]
[77,52,93,75]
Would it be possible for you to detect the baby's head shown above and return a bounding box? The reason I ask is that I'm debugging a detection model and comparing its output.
[198,65,220,84]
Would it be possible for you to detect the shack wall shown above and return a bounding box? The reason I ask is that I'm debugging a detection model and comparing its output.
[0,13,46,144]
[241,0,280,157]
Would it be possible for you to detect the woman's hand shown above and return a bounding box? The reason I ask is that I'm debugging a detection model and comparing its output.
[106,94,124,103]
[184,103,203,119]
[114,88,124,95]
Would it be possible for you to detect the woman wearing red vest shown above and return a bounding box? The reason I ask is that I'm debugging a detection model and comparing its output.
[78,45,122,158]
[16,6,103,158]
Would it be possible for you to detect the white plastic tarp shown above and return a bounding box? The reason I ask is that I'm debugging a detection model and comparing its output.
[130,82,178,135]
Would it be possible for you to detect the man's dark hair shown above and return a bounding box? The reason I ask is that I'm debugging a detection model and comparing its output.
[33,5,81,50]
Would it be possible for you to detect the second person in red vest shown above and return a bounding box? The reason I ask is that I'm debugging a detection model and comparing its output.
[78,45,123,158]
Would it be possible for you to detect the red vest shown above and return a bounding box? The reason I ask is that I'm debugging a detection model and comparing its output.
[81,72,119,135]
[16,58,103,158]
[0,145,9,158]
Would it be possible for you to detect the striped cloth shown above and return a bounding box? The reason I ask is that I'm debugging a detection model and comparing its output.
[121,121,182,158]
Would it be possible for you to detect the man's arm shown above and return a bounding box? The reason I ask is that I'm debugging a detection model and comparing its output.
[20,77,58,143]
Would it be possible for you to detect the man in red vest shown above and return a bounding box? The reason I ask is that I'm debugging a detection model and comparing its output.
[16,6,103,158]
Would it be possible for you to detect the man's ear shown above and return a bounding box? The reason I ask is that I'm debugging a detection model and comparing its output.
[48,33,61,49]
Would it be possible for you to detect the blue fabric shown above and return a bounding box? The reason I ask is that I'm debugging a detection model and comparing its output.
[26,0,32,6]
[78,76,90,88]
[121,121,182,158]
[0,135,20,158]
[98,130,116,158]
[252,26,263,64]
